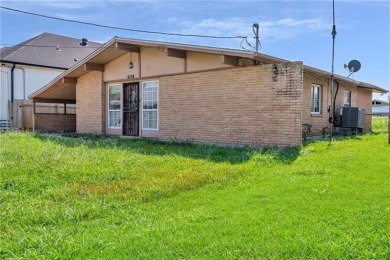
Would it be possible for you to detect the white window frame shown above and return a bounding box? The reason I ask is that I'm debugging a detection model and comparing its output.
[311,84,321,115]
[141,80,159,131]
[343,90,351,107]
[107,84,122,129]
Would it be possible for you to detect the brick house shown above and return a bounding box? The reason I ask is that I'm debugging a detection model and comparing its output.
[29,37,387,147]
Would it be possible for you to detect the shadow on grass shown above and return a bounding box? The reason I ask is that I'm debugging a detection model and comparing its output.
[32,132,300,165]
[304,133,368,145]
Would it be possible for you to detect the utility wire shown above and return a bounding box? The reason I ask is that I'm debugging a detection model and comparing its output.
[0,44,101,48]
[0,6,246,40]
[240,23,261,53]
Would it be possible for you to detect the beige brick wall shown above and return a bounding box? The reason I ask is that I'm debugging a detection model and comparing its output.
[76,71,104,134]
[356,88,372,131]
[74,64,373,144]
[303,73,373,136]
[159,62,303,147]
[302,73,330,136]
[35,114,76,132]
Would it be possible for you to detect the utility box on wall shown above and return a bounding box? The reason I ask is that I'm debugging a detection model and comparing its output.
[341,107,365,128]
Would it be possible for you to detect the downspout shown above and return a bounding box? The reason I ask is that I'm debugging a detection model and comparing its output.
[9,65,25,99]
[333,81,340,126]
[7,64,16,129]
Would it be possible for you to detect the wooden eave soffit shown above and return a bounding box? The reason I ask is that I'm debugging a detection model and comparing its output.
[33,97,76,104]
[61,77,77,84]
[115,42,140,53]
[221,55,239,66]
[84,63,104,72]
[166,48,186,59]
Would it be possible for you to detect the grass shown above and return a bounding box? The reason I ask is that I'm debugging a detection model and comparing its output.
[372,115,389,133]
[1,129,389,258]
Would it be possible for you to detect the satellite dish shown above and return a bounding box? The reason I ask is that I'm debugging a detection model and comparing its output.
[343,59,361,78]
[347,60,361,73]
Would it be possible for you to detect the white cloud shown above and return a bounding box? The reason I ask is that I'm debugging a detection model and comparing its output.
[179,18,248,37]
[1,0,106,10]
[38,1,94,9]
[260,17,329,40]
[166,17,179,23]
[54,13,98,21]
[170,16,329,41]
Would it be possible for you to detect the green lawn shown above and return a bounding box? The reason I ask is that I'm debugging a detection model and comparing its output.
[1,129,389,258]
[372,115,389,133]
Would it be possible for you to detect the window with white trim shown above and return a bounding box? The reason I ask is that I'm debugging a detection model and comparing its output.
[142,81,158,130]
[108,85,121,128]
[343,91,351,107]
[311,84,321,114]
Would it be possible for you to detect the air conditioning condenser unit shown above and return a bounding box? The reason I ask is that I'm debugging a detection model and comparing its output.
[341,107,365,128]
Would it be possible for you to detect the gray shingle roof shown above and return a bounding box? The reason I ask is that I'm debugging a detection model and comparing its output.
[0,32,102,69]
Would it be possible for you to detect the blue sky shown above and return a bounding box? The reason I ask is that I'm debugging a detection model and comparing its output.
[1,0,389,99]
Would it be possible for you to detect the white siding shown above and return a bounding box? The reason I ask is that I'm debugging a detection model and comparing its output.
[0,65,64,100]
[0,68,10,122]
[13,68,24,99]
[0,65,64,124]
[373,105,390,115]
[22,66,64,97]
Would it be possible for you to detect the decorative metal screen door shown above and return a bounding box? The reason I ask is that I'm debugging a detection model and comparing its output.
[123,82,139,136]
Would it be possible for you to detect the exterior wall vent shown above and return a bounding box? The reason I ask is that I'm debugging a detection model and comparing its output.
[0,119,9,130]
[341,107,365,128]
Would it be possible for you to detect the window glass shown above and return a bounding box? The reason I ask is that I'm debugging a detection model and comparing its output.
[108,85,121,128]
[142,81,158,130]
[311,85,321,114]
[343,91,351,107]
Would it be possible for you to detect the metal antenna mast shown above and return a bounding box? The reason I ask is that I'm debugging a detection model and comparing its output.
[253,23,260,54]
[330,0,337,142]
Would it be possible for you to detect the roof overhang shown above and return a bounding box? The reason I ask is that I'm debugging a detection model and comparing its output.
[304,65,388,94]
[29,38,122,100]
[29,37,261,100]
[29,37,388,100]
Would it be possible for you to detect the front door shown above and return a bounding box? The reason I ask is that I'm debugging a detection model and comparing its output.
[123,82,139,136]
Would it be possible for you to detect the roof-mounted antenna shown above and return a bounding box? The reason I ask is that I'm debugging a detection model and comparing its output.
[240,23,261,54]
[253,23,260,54]
[329,0,337,142]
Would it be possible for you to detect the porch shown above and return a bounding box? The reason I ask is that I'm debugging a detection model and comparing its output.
[32,98,76,132]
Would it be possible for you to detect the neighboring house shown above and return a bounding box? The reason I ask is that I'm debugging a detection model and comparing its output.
[372,99,390,115]
[29,37,388,147]
[0,32,101,130]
